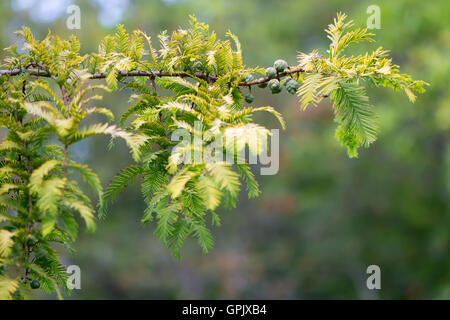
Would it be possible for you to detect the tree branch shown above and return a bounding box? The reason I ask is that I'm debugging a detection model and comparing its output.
[0,66,308,87]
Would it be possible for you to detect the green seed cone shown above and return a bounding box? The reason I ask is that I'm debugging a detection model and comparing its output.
[265,67,277,79]
[268,79,282,94]
[286,78,299,94]
[273,59,288,73]
[245,93,254,103]
[30,279,40,289]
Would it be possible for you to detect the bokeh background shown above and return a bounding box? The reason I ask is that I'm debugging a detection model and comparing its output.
[0,0,449,299]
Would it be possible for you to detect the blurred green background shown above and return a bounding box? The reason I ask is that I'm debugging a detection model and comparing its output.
[1,0,449,299]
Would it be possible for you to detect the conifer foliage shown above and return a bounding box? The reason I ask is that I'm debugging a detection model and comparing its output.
[0,14,425,299]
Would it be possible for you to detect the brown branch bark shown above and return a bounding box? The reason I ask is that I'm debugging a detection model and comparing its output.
[0,66,308,87]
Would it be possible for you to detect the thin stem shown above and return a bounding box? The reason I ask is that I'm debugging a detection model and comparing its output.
[59,81,70,196]
[60,85,70,109]
[15,81,30,280]
[150,76,157,93]
[24,156,33,283]
[62,144,68,195]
